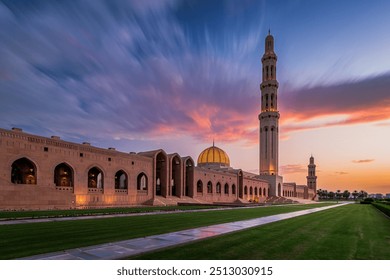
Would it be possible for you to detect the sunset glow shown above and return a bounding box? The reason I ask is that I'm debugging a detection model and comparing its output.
[0,0,389,194]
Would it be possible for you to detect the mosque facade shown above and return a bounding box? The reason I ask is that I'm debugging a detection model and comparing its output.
[0,34,316,210]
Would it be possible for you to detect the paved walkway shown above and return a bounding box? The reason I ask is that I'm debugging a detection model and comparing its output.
[20,202,351,260]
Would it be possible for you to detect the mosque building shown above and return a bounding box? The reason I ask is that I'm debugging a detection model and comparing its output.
[0,33,316,210]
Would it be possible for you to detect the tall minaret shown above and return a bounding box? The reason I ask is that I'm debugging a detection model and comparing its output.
[259,31,279,176]
[307,155,317,192]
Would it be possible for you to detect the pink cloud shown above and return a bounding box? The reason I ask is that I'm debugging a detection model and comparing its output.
[279,73,390,135]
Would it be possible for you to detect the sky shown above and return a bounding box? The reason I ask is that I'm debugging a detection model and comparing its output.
[0,0,389,194]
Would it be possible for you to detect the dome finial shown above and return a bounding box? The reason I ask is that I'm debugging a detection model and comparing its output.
[213,138,215,147]
[268,28,270,35]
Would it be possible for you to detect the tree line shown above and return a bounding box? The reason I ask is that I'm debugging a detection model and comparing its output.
[316,189,368,200]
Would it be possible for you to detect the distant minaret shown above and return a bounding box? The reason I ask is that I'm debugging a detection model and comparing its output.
[307,155,317,192]
[259,30,279,176]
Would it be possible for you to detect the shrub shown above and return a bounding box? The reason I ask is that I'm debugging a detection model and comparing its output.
[360,197,375,204]
[372,202,390,217]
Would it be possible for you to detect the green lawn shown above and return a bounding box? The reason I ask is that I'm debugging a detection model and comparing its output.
[0,205,220,220]
[0,203,330,259]
[133,204,390,260]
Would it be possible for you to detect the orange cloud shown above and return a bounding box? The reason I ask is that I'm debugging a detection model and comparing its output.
[352,159,375,163]
[280,164,306,174]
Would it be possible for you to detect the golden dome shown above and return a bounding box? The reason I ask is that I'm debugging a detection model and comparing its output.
[197,144,230,167]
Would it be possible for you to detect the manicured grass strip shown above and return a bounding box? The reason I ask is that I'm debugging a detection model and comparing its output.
[0,203,332,259]
[0,205,220,220]
[133,204,390,260]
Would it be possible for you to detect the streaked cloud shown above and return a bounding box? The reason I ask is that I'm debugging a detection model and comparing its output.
[0,0,262,145]
[280,164,306,174]
[335,171,349,175]
[280,73,390,135]
[352,159,375,164]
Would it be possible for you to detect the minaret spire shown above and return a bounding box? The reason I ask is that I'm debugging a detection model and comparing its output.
[307,155,317,191]
[259,32,279,175]
[258,32,283,196]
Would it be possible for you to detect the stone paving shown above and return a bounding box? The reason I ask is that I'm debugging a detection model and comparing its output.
[19,202,351,260]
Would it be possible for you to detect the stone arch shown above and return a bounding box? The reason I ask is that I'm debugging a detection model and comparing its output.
[196,180,203,193]
[88,167,104,189]
[184,157,194,197]
[115,170,128,189]
[224,183,229,195]
[207,181,212,193]
[244,185,248,195]
[238,170,244,198]
[155,151,168,196]
[170,154,181,197]
[137,172,148,191]
[216,182,221,194]
[11,157,37,185]
[232,184,236,195]
[54,162,74,187]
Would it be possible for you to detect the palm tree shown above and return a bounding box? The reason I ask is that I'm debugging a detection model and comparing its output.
[358,190,368,199]
[317,189,323,200]
[342,190,350,200]
[323,190,328,200]
[336,190,341,200]
[352,190,358,200]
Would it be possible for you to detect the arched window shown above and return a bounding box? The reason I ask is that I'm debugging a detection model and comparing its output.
[224,183,229,194]
[232,184,236,195]
[137,173,148,190]
[216,182,221,194]
[250,187,253,195]
[11,157,37,185]
[255,188,258,196]
[244,186,248,195]
[54,163,73,187]
[207,181,212,193]
[259,188,262,196]
[197,180,203,193]
[88,167,103,188]
[264,188,267,197]
[115,170,128,189]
